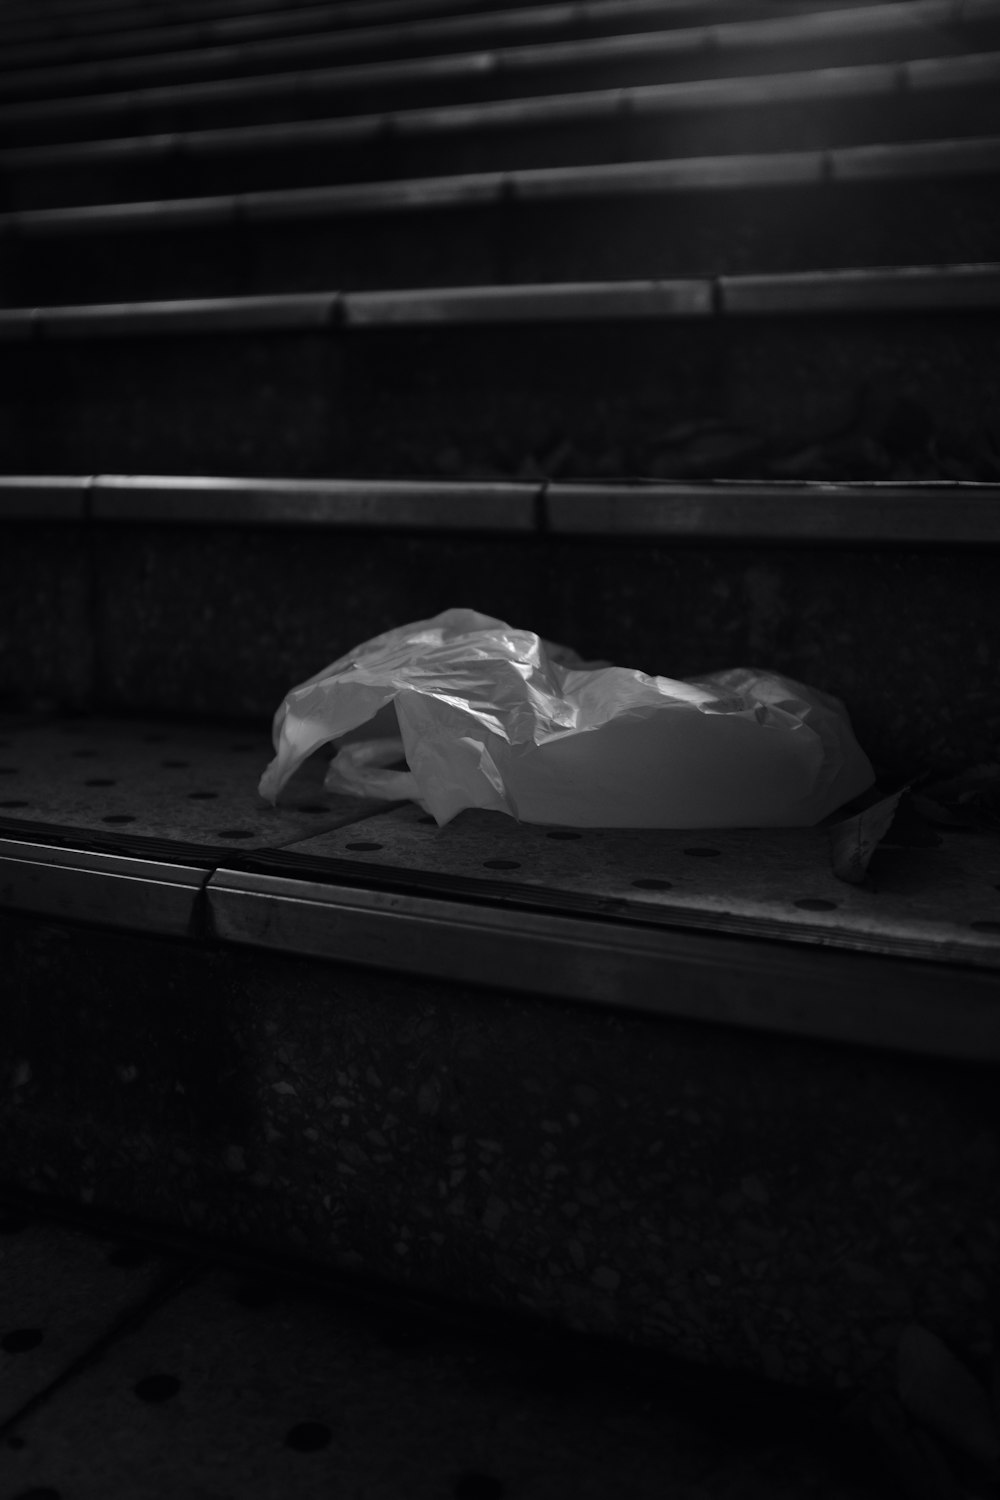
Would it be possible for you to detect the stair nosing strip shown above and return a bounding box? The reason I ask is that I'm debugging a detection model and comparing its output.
[206,867,1000,1060]
[4,474,1000,543]
[2,264,995,337]
[6,134,1000,237]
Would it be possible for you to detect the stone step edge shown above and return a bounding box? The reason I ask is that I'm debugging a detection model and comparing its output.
[4,472,1000,543]
[5,135,999,236]
[0,0,891,98]
[2,0,993,128]
[1,264,998,330]
[3,831,998,1060]
[6,51,995,175]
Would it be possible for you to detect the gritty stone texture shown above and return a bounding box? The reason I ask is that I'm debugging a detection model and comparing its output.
[545,540,1000,780]
[0,716,382,848]
[91,527,553,721]
[1,911,997,1393]
[0,524,94,714]
[2,318,999,481]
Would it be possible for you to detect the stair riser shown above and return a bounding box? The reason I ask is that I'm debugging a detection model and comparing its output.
[3,178,997,299]
[3,912,997,1388]
[3,316,997,477]
[4,520,999,779]
[7,89,998,210]
[8,23,999,147]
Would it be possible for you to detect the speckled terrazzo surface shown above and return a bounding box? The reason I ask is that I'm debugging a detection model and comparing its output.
[286,803,1000,968]
[0,716,382,848]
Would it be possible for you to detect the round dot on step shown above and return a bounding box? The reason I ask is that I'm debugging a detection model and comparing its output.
[133,1374,181,1403]
[216,830,254,841]
[546,830,582,840]
[102,815,136,825]
[483,859,521,870]
[631,878,673,891]
[794,898,838,912]
[454,1475,506,1500]
[683,847,721,858]
[970,920,1000,933]
[188,791,219,800]
[2,1328,43,1354]
[284,1421,332,1452]
[84,778,116,787]
[345,842,383,852]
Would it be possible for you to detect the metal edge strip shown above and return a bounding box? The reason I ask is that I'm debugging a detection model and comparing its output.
[2,820,997,1058]
[0,834,208,936]
[544,480,1000,542]
[205,869,1000,1062]
[88,474,541,528]
[7,133,1000,238]
[6,475,1000,542]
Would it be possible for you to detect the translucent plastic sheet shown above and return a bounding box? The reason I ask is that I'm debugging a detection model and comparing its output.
[259,608,874,827]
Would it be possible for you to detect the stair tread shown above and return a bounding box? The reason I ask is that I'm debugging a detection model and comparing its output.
[2,713,999,972]
[0,715,379,851]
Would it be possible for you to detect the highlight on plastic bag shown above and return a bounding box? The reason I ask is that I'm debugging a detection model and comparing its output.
[259,608,874,828]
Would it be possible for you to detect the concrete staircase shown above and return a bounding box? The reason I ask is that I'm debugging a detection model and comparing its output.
[1,0,999,1414]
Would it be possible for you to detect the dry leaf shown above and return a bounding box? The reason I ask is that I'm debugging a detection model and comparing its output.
[829,788,906,885]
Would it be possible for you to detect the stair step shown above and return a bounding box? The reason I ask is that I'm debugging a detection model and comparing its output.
[2,719,999,1057]
[1,713,998,1387]
[5,0,997,146]
[3,473,999,778]
[1,273,997,482]
[3,143,997,299]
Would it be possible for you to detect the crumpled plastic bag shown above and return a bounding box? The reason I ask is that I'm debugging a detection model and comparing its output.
[259,607,874,828]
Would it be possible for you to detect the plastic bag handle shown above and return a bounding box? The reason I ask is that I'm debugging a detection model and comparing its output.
[323,737,421,803]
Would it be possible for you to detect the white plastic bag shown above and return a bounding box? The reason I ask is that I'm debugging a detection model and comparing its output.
[259,607,874,827]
